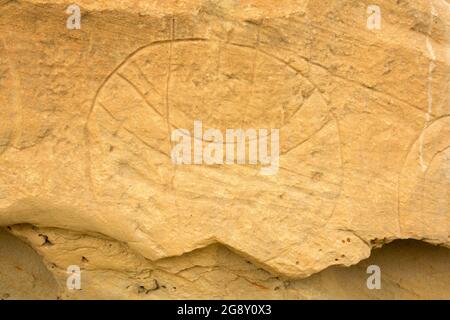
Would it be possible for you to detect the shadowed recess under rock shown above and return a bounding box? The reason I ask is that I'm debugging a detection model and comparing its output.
[1,225,449,299]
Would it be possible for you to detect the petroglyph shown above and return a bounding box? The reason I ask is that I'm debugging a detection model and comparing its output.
[0,0,449,298]
[86,37,343,276]
[399,116,450,240]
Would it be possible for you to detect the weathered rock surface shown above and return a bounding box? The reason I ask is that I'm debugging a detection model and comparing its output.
[0,0,448,299]
[2,225,450,299]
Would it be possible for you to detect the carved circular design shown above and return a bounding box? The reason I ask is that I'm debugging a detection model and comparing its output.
[91,39,314,137]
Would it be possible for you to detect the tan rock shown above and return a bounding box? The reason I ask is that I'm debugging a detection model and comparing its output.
[0,0,448,298]
[2,225,450,299]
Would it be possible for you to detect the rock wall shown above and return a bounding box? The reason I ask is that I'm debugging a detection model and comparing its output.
[0,0,448,299]
[1,226,450,299]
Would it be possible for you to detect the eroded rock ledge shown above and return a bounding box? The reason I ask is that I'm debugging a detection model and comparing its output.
[1,225,450,299]
[0,0,448,298]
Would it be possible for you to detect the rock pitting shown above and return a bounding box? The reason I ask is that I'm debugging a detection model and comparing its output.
[0,0,448,299]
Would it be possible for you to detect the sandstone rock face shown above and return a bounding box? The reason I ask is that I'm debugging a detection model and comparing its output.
[0,0,448,299]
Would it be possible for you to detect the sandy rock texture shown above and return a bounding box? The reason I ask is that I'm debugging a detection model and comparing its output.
[0,0,449,299]
[2,225,450,299]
